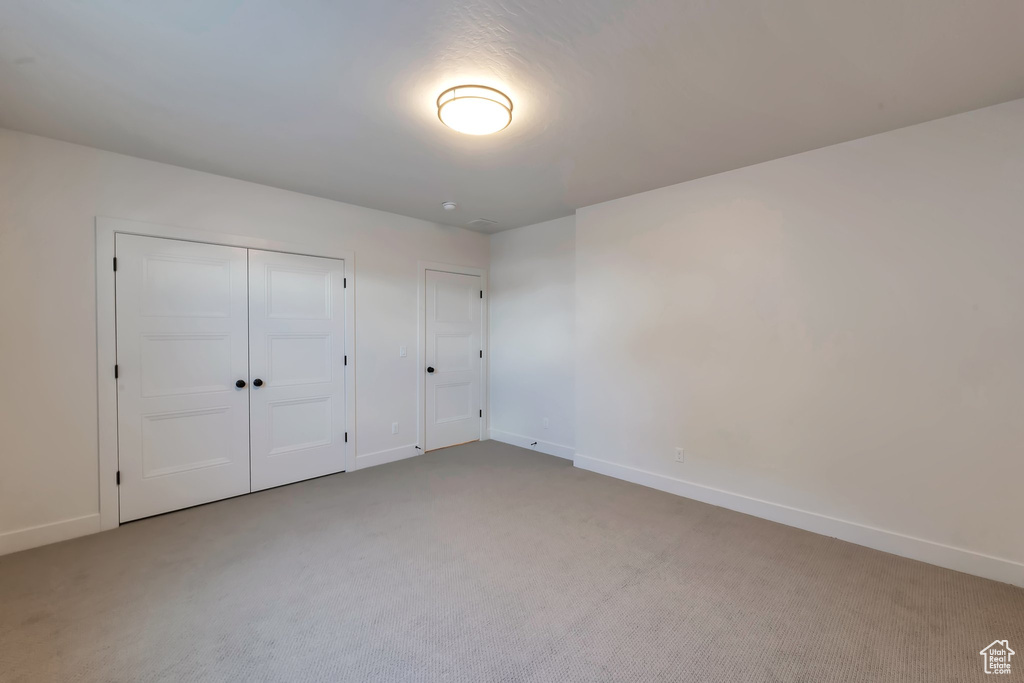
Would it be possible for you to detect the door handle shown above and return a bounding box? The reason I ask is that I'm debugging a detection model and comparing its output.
[253,378,264,387]
[235,379,246,388]
[427,366,435,374]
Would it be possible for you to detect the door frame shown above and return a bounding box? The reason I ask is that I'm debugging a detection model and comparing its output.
[95,216,356,531]
[417,261,489,452]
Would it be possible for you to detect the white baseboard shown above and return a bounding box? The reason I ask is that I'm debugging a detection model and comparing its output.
[0,513,102,556]
[355,444,421,470]
[489,429,575,460]
[573,454,1024,588]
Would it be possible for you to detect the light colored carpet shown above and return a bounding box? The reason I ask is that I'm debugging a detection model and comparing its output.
[1,440,1021,682]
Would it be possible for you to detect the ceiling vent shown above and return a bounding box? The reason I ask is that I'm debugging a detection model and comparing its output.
[465,218,498,231]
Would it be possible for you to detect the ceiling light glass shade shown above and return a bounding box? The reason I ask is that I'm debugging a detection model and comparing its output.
[437,85,513,135]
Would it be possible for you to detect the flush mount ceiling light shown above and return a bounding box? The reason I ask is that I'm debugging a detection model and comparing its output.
[437,85,513,135]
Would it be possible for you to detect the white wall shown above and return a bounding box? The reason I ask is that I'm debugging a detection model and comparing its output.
[574,99,1024,584]
[0,129,488,552]
[489,216,575,458]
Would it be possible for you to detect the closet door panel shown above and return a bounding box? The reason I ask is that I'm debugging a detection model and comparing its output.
[248,250,347,491]
[115,234,251,522]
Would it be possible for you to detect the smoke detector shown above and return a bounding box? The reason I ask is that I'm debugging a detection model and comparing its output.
[441,201,457,211]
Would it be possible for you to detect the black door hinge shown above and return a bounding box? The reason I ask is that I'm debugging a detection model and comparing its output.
[344,432,348,443]
[343,277,347,288]
[112,257,118,271]
[479,350,483,358]
[116,471,120,486]
[479,409,483,418]
[479,290,483,298]
[344,355,347,366]
[114,364,119,379]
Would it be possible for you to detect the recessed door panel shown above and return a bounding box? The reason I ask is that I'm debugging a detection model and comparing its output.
[425,270,482,450]
[267,267,331,319]
[141,254,234,318]
[139,334,233,397]
[435,333,473,372]
[249,250,347,491]
[268,334,332,386]
[268,396,333,455]
[115,234,250,522]
[141,407,233,477]
[434,281,474,323]
[434,382,473,423]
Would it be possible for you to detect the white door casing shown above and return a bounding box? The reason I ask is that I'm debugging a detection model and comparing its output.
[425,270,483,451]
[248,250,348,491]
[115,234,251,522]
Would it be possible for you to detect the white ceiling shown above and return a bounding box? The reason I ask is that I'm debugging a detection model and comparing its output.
[2,1,1023,233]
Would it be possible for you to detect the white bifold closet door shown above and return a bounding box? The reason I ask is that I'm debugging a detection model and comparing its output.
[247,249,347,492]
[115,235,347,522]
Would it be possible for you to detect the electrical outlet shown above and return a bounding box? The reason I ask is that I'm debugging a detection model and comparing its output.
[542,417,549,429]
[392,422,399,435]
[674,447,685,463]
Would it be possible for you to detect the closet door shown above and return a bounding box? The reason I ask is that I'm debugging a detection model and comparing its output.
[115,234,251,522]
[248,250,348,491]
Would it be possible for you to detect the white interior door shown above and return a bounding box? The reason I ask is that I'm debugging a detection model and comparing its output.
[115,234,251,522]
[425,270,483,451]
[248,249,348,491]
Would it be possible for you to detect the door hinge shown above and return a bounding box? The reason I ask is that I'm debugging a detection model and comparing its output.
[480,289,483,299]
[479,350,483,358]
[343,277,347,288]
[112,257,118,271]
[344,432,348,443]
[344,355,347,366]
[114,364,119,379]
[116,471,120,486]
[479,409,483,418]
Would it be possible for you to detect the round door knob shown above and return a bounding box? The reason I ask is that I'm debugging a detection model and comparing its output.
[427,366,435,374]
[253,378,264,387]
[235,379,246,388]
